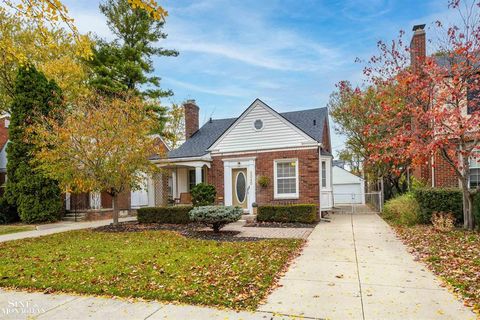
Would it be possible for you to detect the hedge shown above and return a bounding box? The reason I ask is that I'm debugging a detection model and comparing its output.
[382,193,420,226]
[137,206,192,224]
[412,188,463,224]
[257,204,317,223]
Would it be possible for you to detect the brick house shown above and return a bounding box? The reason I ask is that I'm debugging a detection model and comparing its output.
[409,24,480,189]
[0,116,170,220]
[153,99,334,214]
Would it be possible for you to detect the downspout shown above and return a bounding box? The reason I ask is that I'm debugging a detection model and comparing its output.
[431,154,435,188]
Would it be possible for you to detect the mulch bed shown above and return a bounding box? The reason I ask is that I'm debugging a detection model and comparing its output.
[93,222,265,242]
[244,221,317,228]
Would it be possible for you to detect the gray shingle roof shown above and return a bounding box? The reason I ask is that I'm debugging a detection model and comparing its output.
[167,107,328,159]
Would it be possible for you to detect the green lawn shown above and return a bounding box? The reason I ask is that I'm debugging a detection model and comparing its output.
[0,225,35,236]
[0,230,303,309]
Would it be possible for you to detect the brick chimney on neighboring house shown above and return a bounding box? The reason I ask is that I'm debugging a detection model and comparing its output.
[183,99,199,139]
[410,24,426,73]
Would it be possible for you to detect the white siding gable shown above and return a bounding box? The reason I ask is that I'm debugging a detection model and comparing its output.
[209,100,317,153]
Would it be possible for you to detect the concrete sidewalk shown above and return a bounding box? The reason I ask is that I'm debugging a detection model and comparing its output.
[0,289,298,320]
[258,213,476,320]
[0,217,136,243]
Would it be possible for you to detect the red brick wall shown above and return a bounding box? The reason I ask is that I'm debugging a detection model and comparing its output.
[208,149,320,206]
[433,152,459,187]
[412,161,431,185]
[0,117,8,149]
[411,153,459,188]
[116,189,131,210]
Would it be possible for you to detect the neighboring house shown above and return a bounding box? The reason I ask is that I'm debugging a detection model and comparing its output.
[0,115,9,197]
[332,165,365,205]
[65,136,170,220]
[409,24,480,189]
[0,114,170,220]
[153,99,334,214]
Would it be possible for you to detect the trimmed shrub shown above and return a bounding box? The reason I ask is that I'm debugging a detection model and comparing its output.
[190,183,216,206]
[382,193,421,226]
[189,206,242,232]
[137,206,192,224]
[413,188,463,224]
[257,204,317,223]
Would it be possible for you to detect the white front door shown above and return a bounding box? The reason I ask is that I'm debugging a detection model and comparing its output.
[223,158,256,213]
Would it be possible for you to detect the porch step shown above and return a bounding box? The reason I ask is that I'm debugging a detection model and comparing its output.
[241,214,256,223]
[62,212,86,222]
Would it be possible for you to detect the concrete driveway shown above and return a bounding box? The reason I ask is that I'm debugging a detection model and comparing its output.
[259,213,476,320]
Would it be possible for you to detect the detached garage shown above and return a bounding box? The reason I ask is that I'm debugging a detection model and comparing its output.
[332,166,365,205]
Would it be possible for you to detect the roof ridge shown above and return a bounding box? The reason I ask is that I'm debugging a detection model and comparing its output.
[206,107,327,123]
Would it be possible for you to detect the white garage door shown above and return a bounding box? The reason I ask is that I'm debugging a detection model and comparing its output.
[333,183,363,204]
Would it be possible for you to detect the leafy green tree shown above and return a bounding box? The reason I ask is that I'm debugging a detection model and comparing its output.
[89,0,178,134]
[4,66,63,223]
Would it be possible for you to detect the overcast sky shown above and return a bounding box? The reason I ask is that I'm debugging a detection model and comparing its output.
[64,0,454,155]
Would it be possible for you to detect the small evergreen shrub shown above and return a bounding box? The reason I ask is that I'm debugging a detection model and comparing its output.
[257,204,317,223]
[137,206,192,224]
[190,183,216,206]
[382,193,421,226]
[189,206,242,232]
[413,188,463,224]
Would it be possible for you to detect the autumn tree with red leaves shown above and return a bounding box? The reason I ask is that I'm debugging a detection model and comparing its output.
[337,0,480,229]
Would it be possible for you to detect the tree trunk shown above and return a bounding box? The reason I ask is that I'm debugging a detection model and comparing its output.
[462,189,474,230]
[112,193,119,225]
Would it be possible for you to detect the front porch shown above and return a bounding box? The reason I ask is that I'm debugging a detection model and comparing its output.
[164,160,215,206]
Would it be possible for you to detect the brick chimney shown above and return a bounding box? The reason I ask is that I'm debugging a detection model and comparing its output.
[410,24,426,73]
[183,100,199,139]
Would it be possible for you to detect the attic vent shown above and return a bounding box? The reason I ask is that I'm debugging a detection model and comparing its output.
[253,119,264,131]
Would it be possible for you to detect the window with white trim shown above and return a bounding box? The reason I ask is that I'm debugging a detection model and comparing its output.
[470,153,480,188]
[274,159,299,198]
[321,161,327,188]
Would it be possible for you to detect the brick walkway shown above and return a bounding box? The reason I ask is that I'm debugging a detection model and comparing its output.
[223,221,313,239]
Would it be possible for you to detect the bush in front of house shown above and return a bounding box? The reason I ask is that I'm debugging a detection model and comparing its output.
[189,206,242,232]
[382,193,421,226]
[190,183,216,206]
[257,204,317,224]
[412,188,463,224]
[137,206,193,224]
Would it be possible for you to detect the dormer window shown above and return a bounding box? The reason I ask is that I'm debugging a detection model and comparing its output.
[253,119,264,131]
